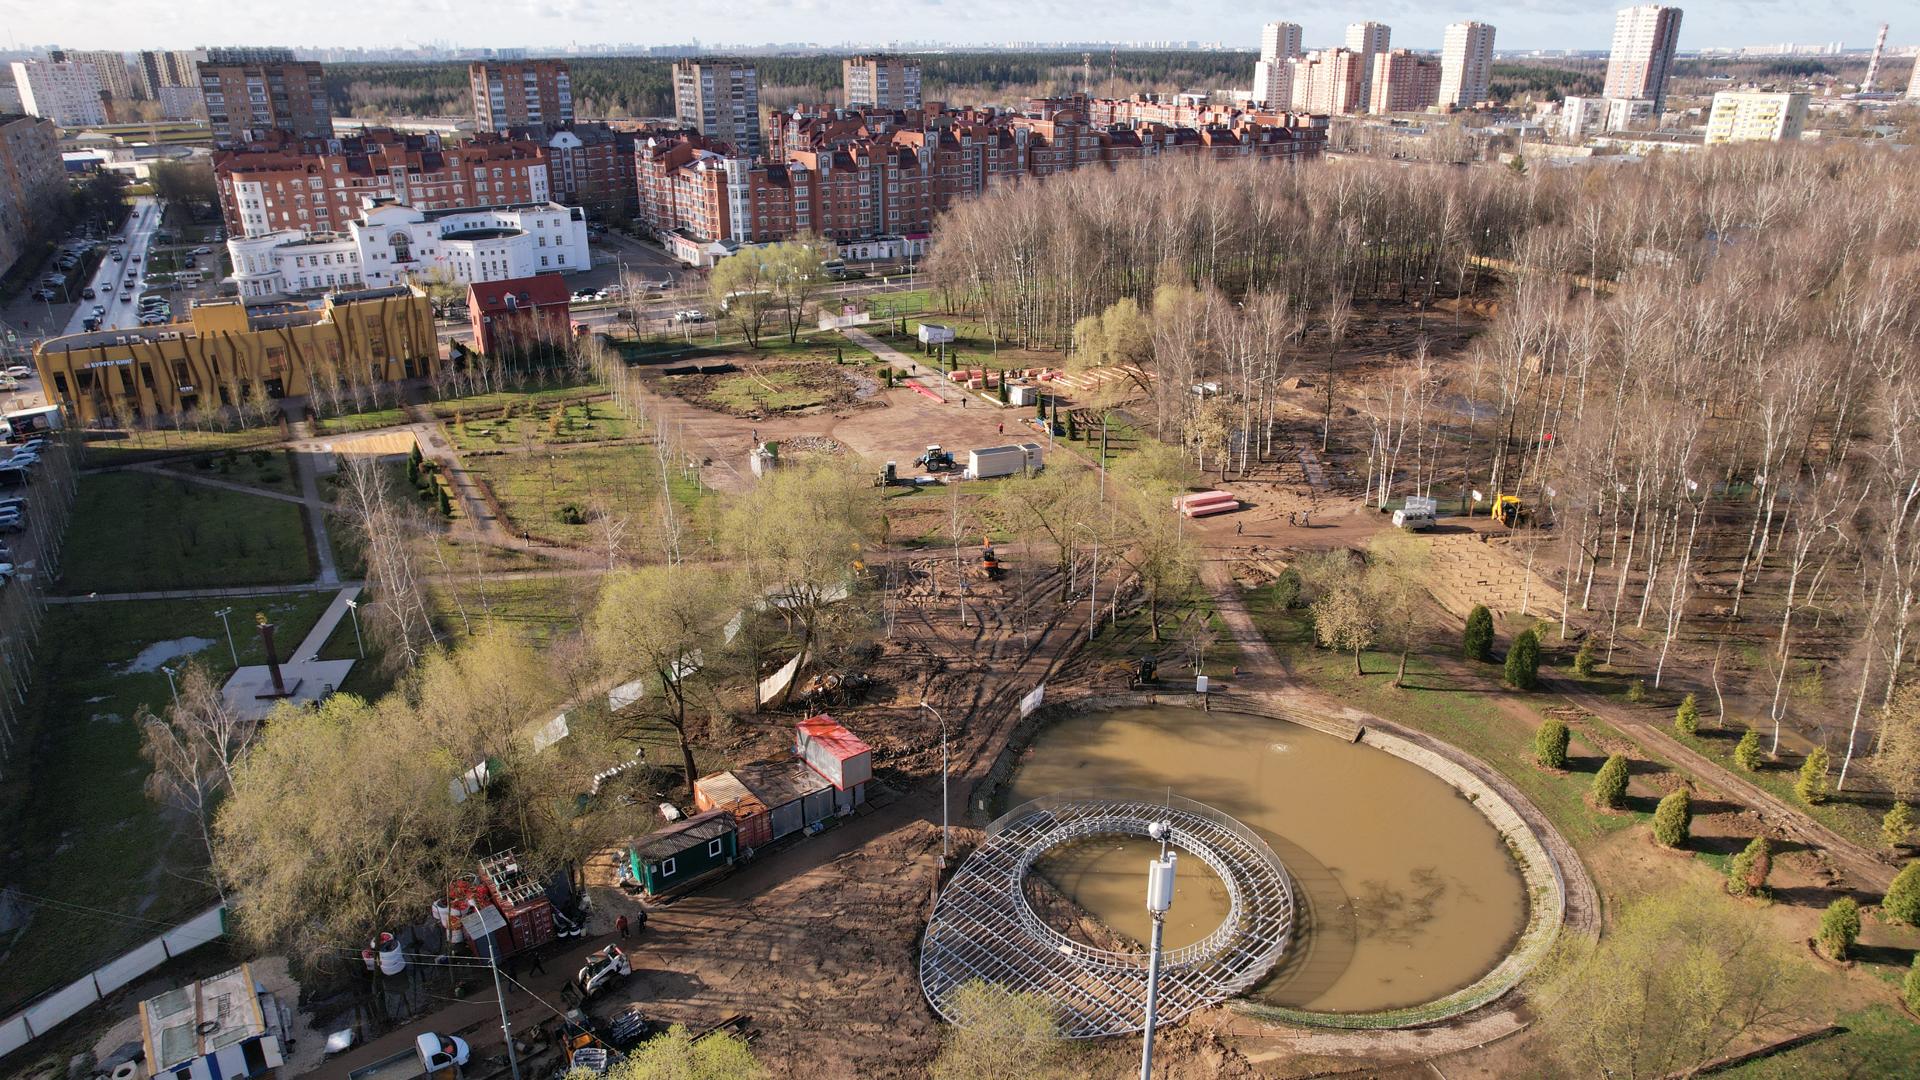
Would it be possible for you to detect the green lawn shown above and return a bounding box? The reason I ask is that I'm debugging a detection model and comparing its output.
[1718,1006,1920,1077]
[465,443,703,547]
[62,472,315,593]
[165,448,300,496]
[1087,586,1242,681]
[81,425,284,468]
[1563,667,1891,853]
[0,591,336,1014]
[315,406,409,434]
[426,381,604,420]
[449,399,633,451]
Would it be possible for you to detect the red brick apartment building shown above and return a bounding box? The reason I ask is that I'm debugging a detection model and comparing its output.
[637,97,1325,261]
[214,130,551,237]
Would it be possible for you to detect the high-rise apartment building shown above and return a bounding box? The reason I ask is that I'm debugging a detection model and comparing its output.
[0,113,65,278]
[1254,20,1304,108]
[137,50,206,96]
[198,57,333,149]
[1253,61,1292,109]
[1261,22,1304,63]
[1439,21,1496,109]
[1293,49,1368,115]
[10,60,108,128]
[65,51,138,105]
[471,59,574,133]
[1345,22,1391,107]
[673,59,761,157]
[1704,91,1808,144]
[1369,50,1441,114]
[1604,5,1683,113]
[843,56,921,110]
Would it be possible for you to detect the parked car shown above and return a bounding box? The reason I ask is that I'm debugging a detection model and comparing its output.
[19,439,46,453]
[30,288,56,302]
[0,496,29,514]
[191,246,212,255]
[0,516,24,534]
[6,367,32,380]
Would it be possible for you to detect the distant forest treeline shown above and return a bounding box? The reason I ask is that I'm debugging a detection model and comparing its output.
[325,51,1260,120]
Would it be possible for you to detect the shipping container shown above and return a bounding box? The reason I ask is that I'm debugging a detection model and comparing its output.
[735,757,836,842]
[795,714,873,791]
[966,442,1044,479]
[477,849,556,955]
[694,771,774,849]
[626,811,738,897]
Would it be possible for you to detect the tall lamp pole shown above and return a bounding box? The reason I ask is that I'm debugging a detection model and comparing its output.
[1140,821,1177,1080]
[919,701,950,861]
[214,606,237,667]
[160,664,181,709]
[345,598,365,658]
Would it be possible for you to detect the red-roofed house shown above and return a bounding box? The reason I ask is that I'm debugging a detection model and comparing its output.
[469,273,571,355]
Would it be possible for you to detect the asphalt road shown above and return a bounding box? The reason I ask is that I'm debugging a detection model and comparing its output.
[58,194,169,337]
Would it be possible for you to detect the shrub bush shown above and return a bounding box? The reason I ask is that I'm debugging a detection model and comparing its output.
[1884,802,1914,851]
[1726,836,1771,897]
[1464,605,1494,662]
[1504,628,1541,690]
[1817,897,1859,961]
[1591,754,1629,810]
[1906,954,1920,1015]
[1573,639,1596,676]
[1733,730,1763,772]
[1795,747,1830,805]
[1627,679,1649,704]
[1884,862,1920,927]
[1652,789,1691,848]
[1535,719,1571,769]
[1270,568,1302,611]
[1674,693,1699,737]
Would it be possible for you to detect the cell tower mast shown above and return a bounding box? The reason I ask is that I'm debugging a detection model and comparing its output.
[1864,23,1889,92]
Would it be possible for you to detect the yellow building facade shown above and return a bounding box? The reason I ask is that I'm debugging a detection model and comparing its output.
[35,286,438,425]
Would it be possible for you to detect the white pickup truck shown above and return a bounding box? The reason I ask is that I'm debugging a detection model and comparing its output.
[347,1032,472,1080]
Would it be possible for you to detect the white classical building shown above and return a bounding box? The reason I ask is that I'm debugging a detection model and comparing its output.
[228,197,589,299]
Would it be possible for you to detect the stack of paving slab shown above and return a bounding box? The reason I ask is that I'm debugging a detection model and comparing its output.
[1421,534,1565,620]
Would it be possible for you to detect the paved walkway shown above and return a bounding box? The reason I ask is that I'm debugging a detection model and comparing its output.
[46,580,360,604]
[289,585,361,663]
[843,327,971,406]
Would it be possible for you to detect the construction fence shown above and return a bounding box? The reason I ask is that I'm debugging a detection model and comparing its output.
[0,903,227,1059]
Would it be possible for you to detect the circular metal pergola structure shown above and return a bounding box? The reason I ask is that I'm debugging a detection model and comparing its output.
[919,790,1296,1038]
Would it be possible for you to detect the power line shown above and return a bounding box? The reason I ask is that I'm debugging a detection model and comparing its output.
[1,887,197,932]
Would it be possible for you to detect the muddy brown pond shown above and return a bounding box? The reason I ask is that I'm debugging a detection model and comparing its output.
[1006,706,1526,1013]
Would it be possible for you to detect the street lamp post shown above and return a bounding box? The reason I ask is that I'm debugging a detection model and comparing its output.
[919,701,950,861]
[214,606,237,667]
[161,664,181,710]
[345,598,365,659]
[1140,821,1178,1080]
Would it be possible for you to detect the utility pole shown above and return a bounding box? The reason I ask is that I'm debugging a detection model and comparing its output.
[1140,821,1177,1080]
[488,946,522,1080]
[214,606,237,667]
[919,701,950,861]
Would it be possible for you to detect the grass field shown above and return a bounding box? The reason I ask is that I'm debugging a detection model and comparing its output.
[449,399,633,451]
[81,425,283,468]
[699,367,838,413]
[164,448,300,496]
[62,472,314,593]
[465,442,703,547]
[1719,1005,1920,1077]
[0,591,336,1015]
[1562,667,1893,853]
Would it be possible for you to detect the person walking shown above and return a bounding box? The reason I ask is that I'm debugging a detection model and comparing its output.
[616,913,630,940]
[1235,520,1243,535]
[528,951,547,976]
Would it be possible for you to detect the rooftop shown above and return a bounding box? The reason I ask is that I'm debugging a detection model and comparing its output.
[141,965,271,1071]
[632,809,735,860]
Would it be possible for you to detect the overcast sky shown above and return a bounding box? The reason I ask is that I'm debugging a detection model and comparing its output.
[1,0,1908,54]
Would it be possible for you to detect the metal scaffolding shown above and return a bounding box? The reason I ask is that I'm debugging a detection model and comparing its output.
[919,790,1296,1039]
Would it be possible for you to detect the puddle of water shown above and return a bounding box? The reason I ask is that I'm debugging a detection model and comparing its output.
[120,636,215,674]
[1007,707,1526,1013]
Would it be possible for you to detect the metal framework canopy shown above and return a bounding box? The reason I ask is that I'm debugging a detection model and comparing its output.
[919,790,1296,1039]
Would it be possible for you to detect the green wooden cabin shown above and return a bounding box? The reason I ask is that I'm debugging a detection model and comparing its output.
[626,810,739,897]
